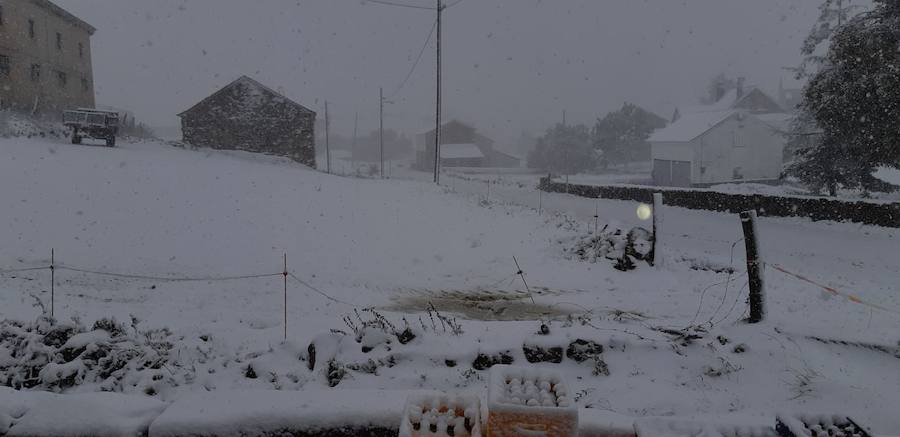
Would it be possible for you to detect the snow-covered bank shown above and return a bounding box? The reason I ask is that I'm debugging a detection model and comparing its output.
[1,137,899,433]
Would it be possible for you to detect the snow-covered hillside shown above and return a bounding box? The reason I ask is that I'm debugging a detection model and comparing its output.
[1,138,898,433]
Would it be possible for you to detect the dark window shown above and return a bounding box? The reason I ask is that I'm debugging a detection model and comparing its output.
[57,71,67,88]
[28,19,35,39]
[0,5,5,26]
[31,64,41,81]
[733,167,744,180]
[79,43,84,58]
[81,77,89,92]
[0,55,9,76]
[56,32,62,50]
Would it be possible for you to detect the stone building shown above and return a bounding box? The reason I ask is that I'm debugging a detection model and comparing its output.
[178,76,317,168]
[0,0,96,116]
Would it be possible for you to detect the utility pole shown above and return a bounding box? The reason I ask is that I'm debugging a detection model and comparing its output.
[433,0,444,185]
[325,101,331,174]
[380,87,385,179]
[352,111,358,172]
[562,109,567,127]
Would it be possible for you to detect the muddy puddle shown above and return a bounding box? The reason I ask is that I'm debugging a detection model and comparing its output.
[383,287,582,321]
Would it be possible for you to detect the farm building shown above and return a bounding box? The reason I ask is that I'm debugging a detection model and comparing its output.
[0,0,96,116]
[649,84,790,187]
[178,76,316,168]
[415,120,521,170]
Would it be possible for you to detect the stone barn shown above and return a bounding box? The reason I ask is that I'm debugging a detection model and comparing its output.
[178,76,316,168]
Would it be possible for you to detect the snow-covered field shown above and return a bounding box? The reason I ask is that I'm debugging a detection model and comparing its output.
[1,137,899,435]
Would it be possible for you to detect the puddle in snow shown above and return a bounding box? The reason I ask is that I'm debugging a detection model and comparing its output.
[384,288,580,321]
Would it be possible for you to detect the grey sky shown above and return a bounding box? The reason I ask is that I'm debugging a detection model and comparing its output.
[56,0,823,145]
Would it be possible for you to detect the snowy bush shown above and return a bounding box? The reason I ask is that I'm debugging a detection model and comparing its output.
[0,316,195,396]
[564,226,653,271]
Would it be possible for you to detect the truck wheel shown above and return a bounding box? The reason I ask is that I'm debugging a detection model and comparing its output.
[107,137,116,147]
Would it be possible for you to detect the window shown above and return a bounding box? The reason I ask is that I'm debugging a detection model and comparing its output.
[57,71,67,88]
[28,19,35,39]
[56,33,62,50]
[733,167,744,180]
[0,5,5,26]
[81,77,89,92]
[31,64,41,82]
[0,55,9,77]
[79,43,84,58]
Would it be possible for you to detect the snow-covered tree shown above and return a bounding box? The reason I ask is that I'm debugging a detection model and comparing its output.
[591,103,667,168]
[796,0,861,79]
[787,0,900,194]
[527,123,595,174]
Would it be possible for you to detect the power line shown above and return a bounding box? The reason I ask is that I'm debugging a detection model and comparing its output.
[364,0,436,10]
[388,18,437,99]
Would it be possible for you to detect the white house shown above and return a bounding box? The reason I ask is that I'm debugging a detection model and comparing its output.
[649,84,791,187]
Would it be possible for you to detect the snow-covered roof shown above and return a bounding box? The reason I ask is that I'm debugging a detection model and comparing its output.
[757,113,795,132]
[648,110,734,143]
[873,167,900,186]
[441,143,484,159]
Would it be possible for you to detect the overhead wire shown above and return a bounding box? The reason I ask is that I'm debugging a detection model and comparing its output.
[388,18,437,99]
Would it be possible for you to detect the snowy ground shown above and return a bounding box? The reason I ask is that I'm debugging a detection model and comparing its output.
[1,138,899,434]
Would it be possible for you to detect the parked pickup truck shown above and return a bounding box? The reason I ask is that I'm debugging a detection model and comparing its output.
[62,108,120,147]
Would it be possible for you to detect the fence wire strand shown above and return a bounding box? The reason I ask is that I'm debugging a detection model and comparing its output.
[288,272,359,307]
[0,266,51,274]
[56,265,283,282]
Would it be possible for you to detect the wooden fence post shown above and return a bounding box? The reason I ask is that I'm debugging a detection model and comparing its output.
[740,210,765,323]
[50,248,55,319]
[651,193,663,267]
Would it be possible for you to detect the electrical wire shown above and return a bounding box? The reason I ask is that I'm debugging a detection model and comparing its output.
[364,0,436,10]
[388,18,437,99]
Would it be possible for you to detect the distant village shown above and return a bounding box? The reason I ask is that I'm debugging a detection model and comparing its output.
[0,0,818,189]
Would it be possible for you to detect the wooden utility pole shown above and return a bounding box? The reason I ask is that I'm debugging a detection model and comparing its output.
[740,210,765,323]
[433,0,443,185]
[380,87,385,179]
[325,101,331,174]
[352,111,358,172]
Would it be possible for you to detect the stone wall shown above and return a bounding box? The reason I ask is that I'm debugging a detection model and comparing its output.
[539,178,900,228]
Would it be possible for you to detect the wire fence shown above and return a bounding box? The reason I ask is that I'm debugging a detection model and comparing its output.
[0,252,361,340]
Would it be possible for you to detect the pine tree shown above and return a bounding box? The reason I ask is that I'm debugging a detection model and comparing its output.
[788,0,900,193]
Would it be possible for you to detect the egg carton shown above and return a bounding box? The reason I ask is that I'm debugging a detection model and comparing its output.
[399,392,482,437]
[775,414,871,437]
[487,365,578,437]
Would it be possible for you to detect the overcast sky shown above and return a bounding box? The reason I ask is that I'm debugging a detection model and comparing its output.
[56,0,826,145]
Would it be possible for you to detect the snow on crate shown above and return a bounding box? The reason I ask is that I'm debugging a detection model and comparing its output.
[633,417,776,437]
[399,392,481,437]
[775,414,873,437]
[487,365,577,437]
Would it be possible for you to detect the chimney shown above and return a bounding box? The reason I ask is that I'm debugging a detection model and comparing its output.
[736,77,746,99]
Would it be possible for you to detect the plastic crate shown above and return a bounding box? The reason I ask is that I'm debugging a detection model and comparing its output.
[487,365,578,437]
[775,414,871,437]
[400,392,482,437]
